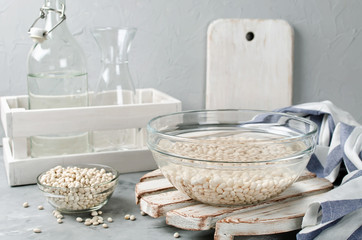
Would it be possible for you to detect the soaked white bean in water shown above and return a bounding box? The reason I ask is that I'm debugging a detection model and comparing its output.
[158,136,305,205]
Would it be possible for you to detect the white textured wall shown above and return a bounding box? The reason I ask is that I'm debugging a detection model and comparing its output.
[0,0,361,122]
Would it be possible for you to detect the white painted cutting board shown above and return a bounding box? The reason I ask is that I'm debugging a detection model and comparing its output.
[206,19,294,110]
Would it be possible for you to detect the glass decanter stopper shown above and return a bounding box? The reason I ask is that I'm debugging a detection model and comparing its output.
[91,27,138,152]
[27,0,89,157]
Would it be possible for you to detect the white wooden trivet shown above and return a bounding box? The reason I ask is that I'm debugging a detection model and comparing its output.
[136,169,333,239]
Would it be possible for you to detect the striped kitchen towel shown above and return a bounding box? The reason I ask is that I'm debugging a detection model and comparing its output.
[278,101,362,240]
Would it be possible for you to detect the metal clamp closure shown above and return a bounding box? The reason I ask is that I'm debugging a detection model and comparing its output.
[28,3,66,37]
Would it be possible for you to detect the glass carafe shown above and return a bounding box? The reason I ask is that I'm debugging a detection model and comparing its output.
[27,0,89,157]
[91,27,138,152]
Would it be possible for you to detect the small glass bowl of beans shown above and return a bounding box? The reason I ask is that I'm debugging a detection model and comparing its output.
[147,109,318,206]
[37,164,119,213]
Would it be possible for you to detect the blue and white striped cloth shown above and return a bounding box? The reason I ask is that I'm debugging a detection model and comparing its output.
[277,101,362,240]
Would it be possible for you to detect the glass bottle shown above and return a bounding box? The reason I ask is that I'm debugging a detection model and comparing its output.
[91,27,137,152]
[27,0,89,157]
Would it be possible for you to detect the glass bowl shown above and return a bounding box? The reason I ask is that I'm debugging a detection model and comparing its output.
[37,164,119,213]
[147,109,318,206]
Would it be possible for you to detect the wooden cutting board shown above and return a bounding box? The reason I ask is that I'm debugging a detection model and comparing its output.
[206,19,294,110]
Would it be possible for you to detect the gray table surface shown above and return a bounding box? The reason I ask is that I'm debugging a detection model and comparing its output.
[0,148,298,240]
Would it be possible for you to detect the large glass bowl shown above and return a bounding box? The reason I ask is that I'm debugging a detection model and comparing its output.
[147,110,318,206]
[37,164,119,213]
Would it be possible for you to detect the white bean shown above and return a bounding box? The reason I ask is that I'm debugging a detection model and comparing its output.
[39,166,116,211]
[157,136,302,205]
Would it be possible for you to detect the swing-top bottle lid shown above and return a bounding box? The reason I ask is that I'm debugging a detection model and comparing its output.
[28,3,66,43]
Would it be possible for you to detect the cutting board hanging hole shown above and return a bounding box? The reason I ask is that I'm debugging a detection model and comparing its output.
[246,31,254,41]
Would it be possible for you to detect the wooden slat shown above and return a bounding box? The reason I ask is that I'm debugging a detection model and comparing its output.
[297,170,316,181]
[140,191,196,218]
[139,169,164,182]
[214,194,322,240]
[135,178,175,204]
[2,89,181,138]
[165,178,332,230]
[11,102,179,137]
[4,139,157,186]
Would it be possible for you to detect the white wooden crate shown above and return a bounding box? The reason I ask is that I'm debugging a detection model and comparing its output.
[0,88,181,186]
